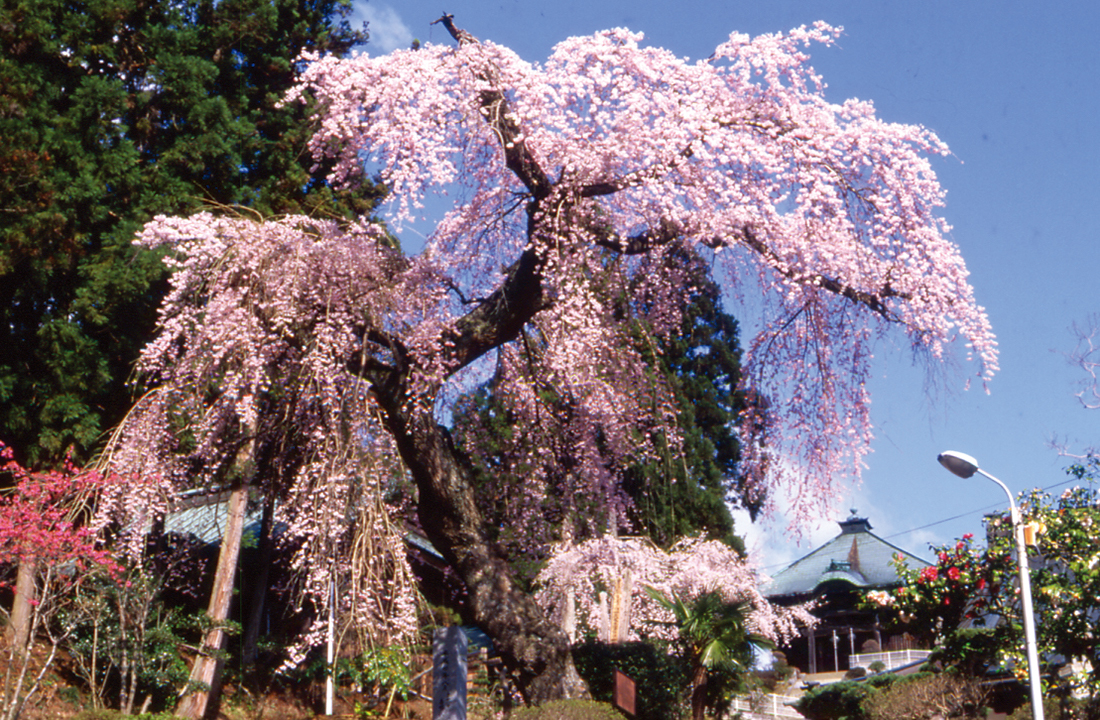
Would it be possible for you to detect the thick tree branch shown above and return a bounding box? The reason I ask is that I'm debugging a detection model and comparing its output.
[441,246,549,375]
[435,14,552,199]
[728,226,908,321]
[579,143,695,199]
[595,217,683,255]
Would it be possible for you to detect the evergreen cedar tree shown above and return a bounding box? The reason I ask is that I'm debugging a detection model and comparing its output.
[0,0,376,468]
[102,14,999,703]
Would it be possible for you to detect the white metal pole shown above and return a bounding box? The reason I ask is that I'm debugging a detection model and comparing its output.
[978,468,1045,720]
[326,577,335,716]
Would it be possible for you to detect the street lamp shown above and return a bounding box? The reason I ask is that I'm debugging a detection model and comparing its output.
[937,451,1045,720]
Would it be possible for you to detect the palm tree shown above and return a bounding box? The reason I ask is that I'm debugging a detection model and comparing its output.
[646,587,771,720]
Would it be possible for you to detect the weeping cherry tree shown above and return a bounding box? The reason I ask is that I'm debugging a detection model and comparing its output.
[101,15,997,705]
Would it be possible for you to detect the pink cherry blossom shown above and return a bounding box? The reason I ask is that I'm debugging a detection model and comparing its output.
[288,20,997,525]
[536,535,815,645]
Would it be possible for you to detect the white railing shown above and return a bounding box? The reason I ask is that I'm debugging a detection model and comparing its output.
[849,649,931,671]
[728,693,804,719]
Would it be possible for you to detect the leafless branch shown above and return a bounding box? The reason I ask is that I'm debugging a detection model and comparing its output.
[1069,313,1100,410]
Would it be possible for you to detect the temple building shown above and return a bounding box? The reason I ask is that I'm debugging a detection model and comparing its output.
[764,510,932,674]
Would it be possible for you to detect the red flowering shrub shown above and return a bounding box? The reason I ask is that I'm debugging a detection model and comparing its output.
[0,442,119,577]
[860,533,1014,657]
[0,440,123,719]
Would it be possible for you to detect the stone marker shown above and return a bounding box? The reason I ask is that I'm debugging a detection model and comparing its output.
[433,627,467,720]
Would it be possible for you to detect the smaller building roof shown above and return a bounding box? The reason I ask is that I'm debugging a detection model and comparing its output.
[162,487,265,546]
[764,510,931,600]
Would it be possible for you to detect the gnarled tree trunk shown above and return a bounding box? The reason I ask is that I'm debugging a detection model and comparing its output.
[373,387,587,704]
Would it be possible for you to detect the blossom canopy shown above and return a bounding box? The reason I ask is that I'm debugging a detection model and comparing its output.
[287,20,997,519]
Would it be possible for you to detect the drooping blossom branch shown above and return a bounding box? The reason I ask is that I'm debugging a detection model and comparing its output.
[97,213,422,663]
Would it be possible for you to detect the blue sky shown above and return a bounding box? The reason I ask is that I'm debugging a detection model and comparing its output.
[350,1,1100,571]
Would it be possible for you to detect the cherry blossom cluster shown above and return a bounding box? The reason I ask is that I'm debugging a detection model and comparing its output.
[535,535,814,645]
[102,213,422,661]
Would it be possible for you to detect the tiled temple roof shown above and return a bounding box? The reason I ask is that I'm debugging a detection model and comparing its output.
[764,511,932,600]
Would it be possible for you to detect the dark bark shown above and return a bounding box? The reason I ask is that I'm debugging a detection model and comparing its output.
[691,663,707,720]
[370,370,586,703]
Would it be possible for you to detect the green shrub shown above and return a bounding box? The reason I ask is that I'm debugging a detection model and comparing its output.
[794,679,872,720]
[772,652,795,682]
[342,645,414,703]
[74,711,177,720]
[867,660,886,673]
[932,626,1010,676]
[62,568,202,714]
[865,673,900,691]
[795,671,992,720]
[510,699,626,720]
[572,641,686,720]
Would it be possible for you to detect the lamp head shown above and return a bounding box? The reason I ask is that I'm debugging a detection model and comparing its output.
[938,450,980,479]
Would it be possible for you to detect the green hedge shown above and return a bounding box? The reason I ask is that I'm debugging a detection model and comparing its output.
[572,641,686,720]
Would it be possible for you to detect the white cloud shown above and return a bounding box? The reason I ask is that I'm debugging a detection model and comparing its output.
[733,505,836,580]
[354,2,413,54]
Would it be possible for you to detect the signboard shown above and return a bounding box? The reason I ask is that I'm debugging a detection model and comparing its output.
[613,669,636,717]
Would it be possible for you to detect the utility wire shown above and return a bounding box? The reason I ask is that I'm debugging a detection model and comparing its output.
[882,476,1082,543]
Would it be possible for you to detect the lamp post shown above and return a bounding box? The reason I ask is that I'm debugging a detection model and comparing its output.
[937,451,1044,720]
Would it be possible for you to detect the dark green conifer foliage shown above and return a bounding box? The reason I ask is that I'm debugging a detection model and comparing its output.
[622,251,758,550]
[0,0,377,466]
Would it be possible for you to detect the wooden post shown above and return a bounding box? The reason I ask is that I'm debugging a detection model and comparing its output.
[176,485,249,719]
[616,569,633,642]
[807,627,817,675]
